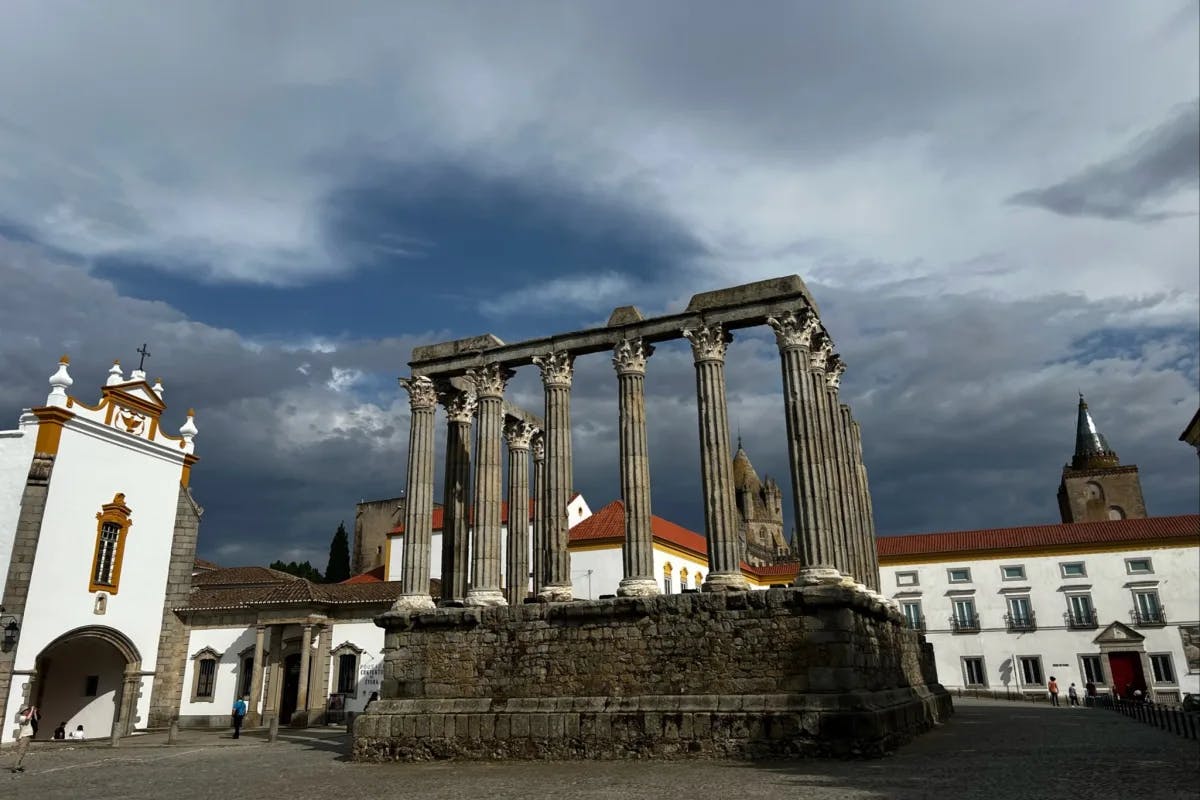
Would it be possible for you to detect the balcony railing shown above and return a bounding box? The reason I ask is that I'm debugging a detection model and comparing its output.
[1004,612,1037,632]
[950,614,980,633]
[1065,610,1099,629]
[904,616,927,633]
[1132,607,1167,627]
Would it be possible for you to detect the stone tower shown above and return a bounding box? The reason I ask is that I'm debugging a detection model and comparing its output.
[1057,395,1147,523]
[731,440,792,565]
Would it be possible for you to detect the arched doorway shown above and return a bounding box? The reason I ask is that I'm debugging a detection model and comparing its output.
[33,626,141,740]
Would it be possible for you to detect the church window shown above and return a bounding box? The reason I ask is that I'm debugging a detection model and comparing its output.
[1124,557,1152,575]
[663,563,673,595]
[189,647,222,703]
[89,494,133,594]
[331,642,366,698]
[1059,562,1087,579]
[693,573,702,590]
[895,571,918,587]
[1107,506,1126,520]
[679,568,689,590]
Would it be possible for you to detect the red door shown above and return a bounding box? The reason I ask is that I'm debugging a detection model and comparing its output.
[1108,652,1146,698]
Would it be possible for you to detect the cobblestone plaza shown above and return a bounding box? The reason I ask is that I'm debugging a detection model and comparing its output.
[3,700,1195,800]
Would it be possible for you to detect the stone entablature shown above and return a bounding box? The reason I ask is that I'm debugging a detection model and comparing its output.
[354,588,950,760]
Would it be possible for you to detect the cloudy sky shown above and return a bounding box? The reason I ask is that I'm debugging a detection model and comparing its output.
[1,2,1196,571]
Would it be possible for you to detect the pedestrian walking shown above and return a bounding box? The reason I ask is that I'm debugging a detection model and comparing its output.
[10,704,39,773]
[1085,680,1097,707]
[1048,676,1060,707]
[1068,683,1079,706]
[231,696,248,739]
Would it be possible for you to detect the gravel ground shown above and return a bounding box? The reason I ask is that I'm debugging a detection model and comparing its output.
[2,698,1196,800]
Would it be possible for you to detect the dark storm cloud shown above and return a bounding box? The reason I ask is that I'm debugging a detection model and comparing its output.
[1009,99,1200,222]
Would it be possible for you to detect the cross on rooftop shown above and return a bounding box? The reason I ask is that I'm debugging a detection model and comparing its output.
[137,343,151,371]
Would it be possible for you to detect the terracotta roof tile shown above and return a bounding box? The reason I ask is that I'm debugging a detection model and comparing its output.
[178,577,442,612]
[390,499,535,535]
[192,566,299,588]
[877,514,1200,559]
[193,557,220,572]
[343,565,386,584]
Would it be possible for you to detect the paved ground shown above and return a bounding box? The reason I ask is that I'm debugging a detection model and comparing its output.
[1,699,1196,800]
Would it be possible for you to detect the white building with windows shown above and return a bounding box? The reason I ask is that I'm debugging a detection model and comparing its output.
[878,515,1200,701]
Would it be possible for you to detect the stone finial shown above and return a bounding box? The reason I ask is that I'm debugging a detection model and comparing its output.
[180,409,198,445]
[612,338,654,375]
[467,363,515,399]
[437,381,478,423]
[131,368,147,382]
[808,331,833,369]
[400,375,437,410]
[106,360,125,386]
[682,323,732,363]
[504,420,538,451]
[825,354,846,389]
[766,309,818,351]
[47,355,74,406]
[152,377,165,399]
[532,351,574,388]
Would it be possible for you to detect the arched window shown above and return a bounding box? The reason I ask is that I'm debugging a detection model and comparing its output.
[1107,506,1126,520]
[663,562,674,595]
[190,647,222,703]
[679,568,689,590]
[332,642,366,697]
[694,572,703,589]
[90,494,133,594]
[1085,482,1104,501]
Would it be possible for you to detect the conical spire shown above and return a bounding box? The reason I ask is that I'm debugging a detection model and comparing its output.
[1072,394,1119,469]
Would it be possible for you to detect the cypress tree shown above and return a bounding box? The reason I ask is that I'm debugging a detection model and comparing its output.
[324,521,352,583]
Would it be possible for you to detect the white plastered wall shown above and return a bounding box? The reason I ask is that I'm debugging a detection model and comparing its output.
[326,621,385,714]
[0,412,36,600]
[178,626,259,718]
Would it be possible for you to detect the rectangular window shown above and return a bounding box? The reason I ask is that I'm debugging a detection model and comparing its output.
[1150,654,1176,684]
[663,577,673,595]
[1125,557,1153,575]
[1133,590,1163,624]
[239,657,254,698]
[962,657,987,687]
[1001,565,1026,581]
[1059,561,1087,578]
[93,522,120,586]
[896,571,918,587]
[84,675,99,697]
[1007,596,1034,630]
[337,653,358,695]
[196,659,216,699]
[1080,655,1104,684]
[1019,656,1044,686]
[947,568,971,583]
[901,601,924,630]
[952,599,978,631]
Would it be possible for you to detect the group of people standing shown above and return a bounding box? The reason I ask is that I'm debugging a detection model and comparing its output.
[1047,677,1104,707]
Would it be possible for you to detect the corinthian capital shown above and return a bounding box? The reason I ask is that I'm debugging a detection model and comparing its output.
[400,375,437,410]
[531,432,545,461]
[436,381,477,423]
[504,420,538,451]
[825,354,846,389]
[682,323,732,363]
[532,350,574,387]
[766,309,819,352]
[808,331,833,369]
[612,338,654,375]
[466,363,514,399]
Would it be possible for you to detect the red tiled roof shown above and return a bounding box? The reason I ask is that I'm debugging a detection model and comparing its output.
[390,499,536,535]
[343,565,386,584]
[877,514,1200,559]
[193,557,220,572]
[192,566,299,588]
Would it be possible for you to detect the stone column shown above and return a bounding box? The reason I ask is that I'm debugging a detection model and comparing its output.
[246,624,267,726]
[850,418,880,590]
[504,419,536,605]
[532,350,575,601]
[613,338,658,597]
[810,338,849,575]
[438,383,477,604]
[394,376,437,610]
[306,624,332,724]
[682,323,747,592]
[768,311,838,585]
[465,363,513,607]
[295,624,312,725]
[823,355,858,582]
[261,629,280,722]
[837,403,867,586]
[531,433,546,595]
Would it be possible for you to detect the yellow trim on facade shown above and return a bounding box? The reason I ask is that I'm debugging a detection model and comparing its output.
[32,406,74,455]
[89,493,133,595]
[180,454,199,487]
[878,536,1200,567]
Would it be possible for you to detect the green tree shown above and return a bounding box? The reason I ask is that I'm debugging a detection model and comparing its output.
[324,521,352,583]
[269,560,323,582]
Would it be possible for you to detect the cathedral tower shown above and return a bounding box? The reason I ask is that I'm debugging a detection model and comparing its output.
[731,440,791,565]
[1057,395,1147,523]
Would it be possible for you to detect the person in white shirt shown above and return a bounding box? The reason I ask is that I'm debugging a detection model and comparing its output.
[67,725,84,741]
[10,705,39,773]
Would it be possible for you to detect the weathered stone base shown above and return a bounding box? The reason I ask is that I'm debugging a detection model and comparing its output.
[354,586,951,762]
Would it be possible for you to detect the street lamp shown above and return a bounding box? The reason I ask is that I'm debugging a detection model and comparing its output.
[0,606,19,648]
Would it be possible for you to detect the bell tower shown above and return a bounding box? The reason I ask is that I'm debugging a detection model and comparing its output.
[1057,395,1147,523]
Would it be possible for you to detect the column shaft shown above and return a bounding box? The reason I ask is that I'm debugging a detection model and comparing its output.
[306,624,332,723]
[531,434,546,594]
[614,339,658,596]
[837,403,867,585]
[851,419,880,590]
[684,324,747,591]
[824,380,857,580]
[246,624,266,726]
[533,351,575,601]
[504,421,535,605]
[438,385,476,604]
[295,624,312,720]
[395,376,437,609]
[466,365,510,606]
